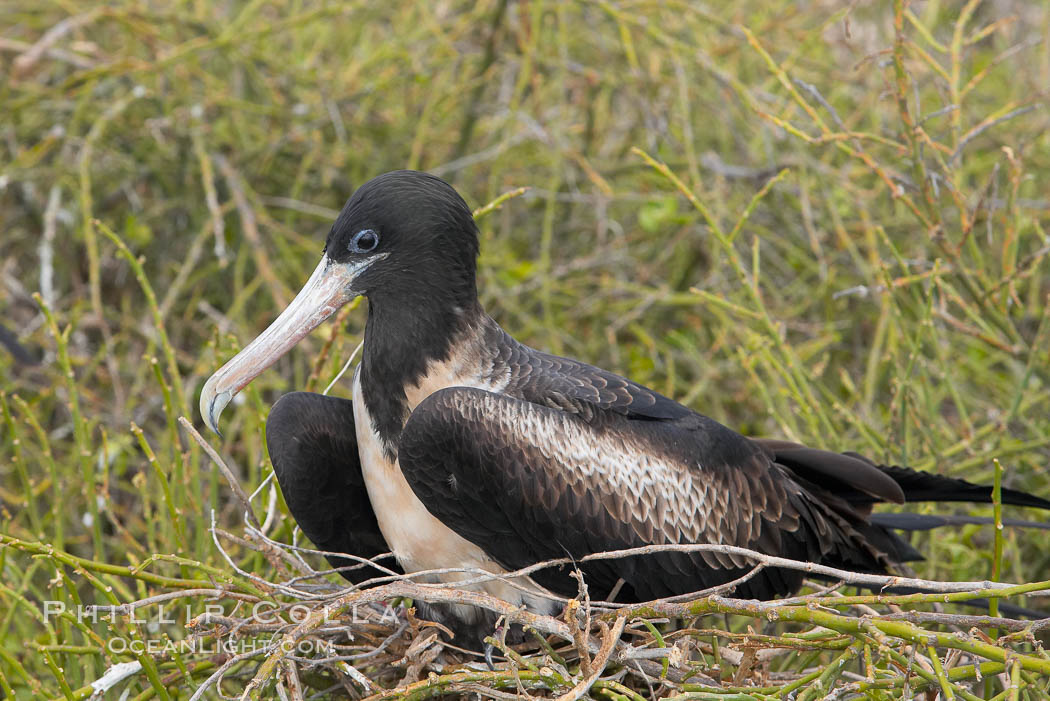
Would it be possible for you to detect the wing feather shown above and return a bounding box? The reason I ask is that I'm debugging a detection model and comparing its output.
[398,386,887,601]
[266,392,401,583]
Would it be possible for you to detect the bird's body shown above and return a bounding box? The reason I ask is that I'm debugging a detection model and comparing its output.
[201,170,1050,647]
[349,331,559,627]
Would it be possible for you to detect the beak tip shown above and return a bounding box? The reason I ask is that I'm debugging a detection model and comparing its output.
[200,376,232,437]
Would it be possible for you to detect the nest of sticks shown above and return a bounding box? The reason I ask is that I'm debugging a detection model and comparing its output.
[80,420,1041,700]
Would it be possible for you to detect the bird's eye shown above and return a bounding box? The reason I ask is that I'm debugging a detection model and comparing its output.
[349,229,379,254]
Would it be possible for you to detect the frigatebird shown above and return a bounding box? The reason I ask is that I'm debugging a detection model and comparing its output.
[200,170,1050,644]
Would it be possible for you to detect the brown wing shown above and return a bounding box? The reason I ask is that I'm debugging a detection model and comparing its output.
[397,386,892,602]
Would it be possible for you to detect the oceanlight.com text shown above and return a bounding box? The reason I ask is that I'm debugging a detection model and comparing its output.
[105,637,334,656]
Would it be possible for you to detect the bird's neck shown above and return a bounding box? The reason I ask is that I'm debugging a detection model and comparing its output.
[358,293,487,454]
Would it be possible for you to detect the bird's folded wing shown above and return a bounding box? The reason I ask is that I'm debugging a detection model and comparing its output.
[397,387,883,601]
[266,392,401,583]
[500,345,692,421]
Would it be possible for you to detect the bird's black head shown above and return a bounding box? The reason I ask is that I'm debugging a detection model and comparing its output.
[200,170,482,433]
[324,171,480,306]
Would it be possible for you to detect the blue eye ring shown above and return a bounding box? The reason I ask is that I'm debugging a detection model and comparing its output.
[349,229,379,254]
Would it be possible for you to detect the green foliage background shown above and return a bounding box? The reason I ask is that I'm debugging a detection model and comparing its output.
[1,0,1049,697]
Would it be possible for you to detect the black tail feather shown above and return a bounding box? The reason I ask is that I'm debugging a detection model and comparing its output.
[840,454,1050,510]
[871,512,1050,532]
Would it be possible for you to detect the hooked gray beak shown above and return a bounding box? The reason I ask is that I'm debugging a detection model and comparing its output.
[199,254,374,434]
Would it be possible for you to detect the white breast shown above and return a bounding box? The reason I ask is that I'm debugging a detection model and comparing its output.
[351,365,557,617]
